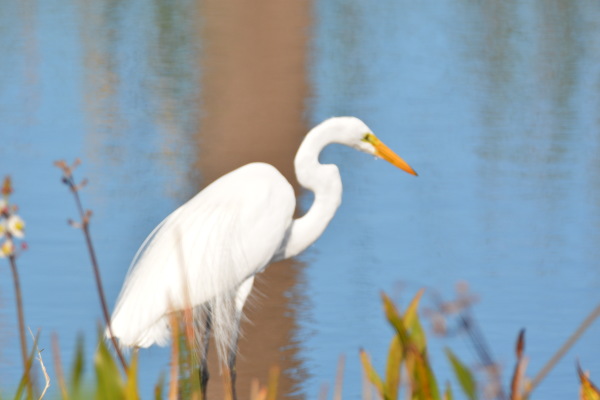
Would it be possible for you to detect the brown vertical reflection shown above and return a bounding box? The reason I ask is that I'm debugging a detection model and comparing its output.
[79,0,124,161]
[195,0,311,398]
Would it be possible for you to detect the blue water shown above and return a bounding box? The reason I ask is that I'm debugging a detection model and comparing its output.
[1,0,599,399]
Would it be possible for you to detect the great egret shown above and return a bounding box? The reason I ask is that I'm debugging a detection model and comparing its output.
[108,116,417,398]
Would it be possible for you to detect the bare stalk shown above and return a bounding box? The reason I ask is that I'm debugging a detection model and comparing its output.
[430,287,506,400]
[56,160,128,372]
[524,303,600,396]
[80,209,127,371]
[2,176,33,398]
[459,309,506,400]
[333,355,345,400]
[51,334,70,400]
[9,254,30,387]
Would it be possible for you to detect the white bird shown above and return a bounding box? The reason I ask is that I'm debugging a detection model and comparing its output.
[108,116,417,398]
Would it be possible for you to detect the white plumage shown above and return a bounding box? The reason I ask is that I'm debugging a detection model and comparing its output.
[110,163,294,358]
[108,117,416,396]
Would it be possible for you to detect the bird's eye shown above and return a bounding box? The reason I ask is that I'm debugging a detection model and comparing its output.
[362,133,374,143]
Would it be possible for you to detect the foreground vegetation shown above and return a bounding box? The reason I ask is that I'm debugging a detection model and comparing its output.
[1,162,599,399]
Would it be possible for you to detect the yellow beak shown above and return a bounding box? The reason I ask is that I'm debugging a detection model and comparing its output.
[373,140,418,176]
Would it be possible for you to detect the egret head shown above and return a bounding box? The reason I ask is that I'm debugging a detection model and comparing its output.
[324,116,418,176]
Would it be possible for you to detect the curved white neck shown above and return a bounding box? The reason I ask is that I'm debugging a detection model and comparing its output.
[276,126,343,260]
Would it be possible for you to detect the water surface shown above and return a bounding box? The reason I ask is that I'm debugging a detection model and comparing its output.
[1,0,599,398]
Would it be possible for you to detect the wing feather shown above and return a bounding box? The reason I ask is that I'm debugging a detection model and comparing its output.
[109,163,295,347]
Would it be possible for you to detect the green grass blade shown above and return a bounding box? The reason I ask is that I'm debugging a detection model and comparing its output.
[385,335,403,400]
[125,351,140,400]
[94,332,124,400]
[382,293,410,347]
[424,353,441,400]
[443,382,454,400]
[406,350,441,400]
[403,290,427,352]
[409,313,427,353]
[360,349,386,398]
[154,373,165,400]
[70,334,85,396]
[445,348,477,400]
[403,289,425,328]
[13,341,37,400]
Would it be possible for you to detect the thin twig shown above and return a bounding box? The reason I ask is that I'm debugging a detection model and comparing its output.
[431,288,507,400]
[460,310,506,400]
[80,214,127,370]
[55,160,128,372]
[525,303,600,396]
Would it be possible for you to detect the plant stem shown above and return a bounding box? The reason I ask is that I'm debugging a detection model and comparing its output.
[70,181,128,372]
[525,303,600,396]
[9,256,27,369]
[9,254,32,396]
[51,334,70,400]
[459,310,506,400]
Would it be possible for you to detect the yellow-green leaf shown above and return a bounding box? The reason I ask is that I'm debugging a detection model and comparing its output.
[578,364,600,400]
[443,382,454,400]
[125,351,140,400]
[154,373,165,400]
[401,289,428,351]
[424,356,442,400]
[407,350,441,400]
[360,349,386,397]
[95,333,124,400]
[70,334,85,396]
[385,335,403,400]
[14,334,39,400]
[403,289,425,328]
[445,348,476,400]
[382,293,410,347]
[410,314,428,352]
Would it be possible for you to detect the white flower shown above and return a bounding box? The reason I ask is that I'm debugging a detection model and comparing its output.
[0,239,14,258]
[0,220,5,238]
[7,215,25,238]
